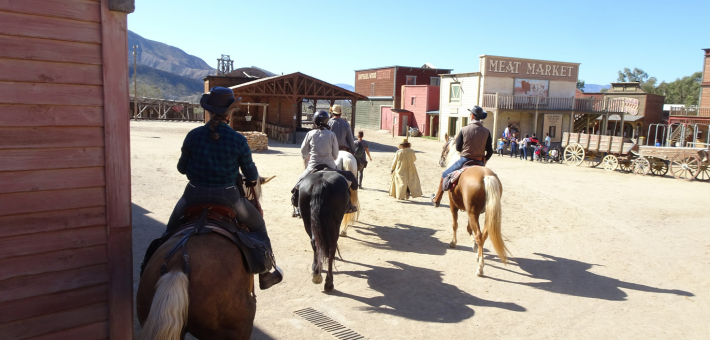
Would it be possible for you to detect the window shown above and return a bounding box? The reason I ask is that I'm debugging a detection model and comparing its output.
[406,76,416,85]
[548,126,556,139]
[448,117,458,137]
[449,83,461,102]
[430,77,440,86]
[370,83,375,96]
[411,97,416,106]
[461,117,468,128]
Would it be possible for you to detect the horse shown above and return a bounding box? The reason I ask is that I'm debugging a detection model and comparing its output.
[443,138,508,277]
[440,133,459,168]
[335,150,360,236]
[298,171,351,291]
[136,176,274,340]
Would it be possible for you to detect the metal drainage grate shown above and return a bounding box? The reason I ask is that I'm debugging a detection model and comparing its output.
[294,307,365,340]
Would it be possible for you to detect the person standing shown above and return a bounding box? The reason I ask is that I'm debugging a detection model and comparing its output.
[544,132,551,148]
[497,137,505,156]
[520,134,530,160]
[328,104,355,152]
[390,139,422,200]
[353,131,372,188]
[510,133,519,158]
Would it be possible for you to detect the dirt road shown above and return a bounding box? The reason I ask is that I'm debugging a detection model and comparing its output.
[131,121,709,339]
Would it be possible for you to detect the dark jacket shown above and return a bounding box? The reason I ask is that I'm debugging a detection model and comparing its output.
[456,121,493,161]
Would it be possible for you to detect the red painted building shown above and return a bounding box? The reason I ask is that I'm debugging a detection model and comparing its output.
[401,85,440,136]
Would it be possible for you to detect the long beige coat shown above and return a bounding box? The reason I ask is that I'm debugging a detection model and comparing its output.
[389,148,422,199]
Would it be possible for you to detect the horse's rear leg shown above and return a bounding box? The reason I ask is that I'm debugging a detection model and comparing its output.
[324,250,335,291]
[467,212,484,277]
[310,237,322,284]
[449,202,459,248]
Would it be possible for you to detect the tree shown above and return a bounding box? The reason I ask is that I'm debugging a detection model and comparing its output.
[657,72,702,105]
[576,80,585,92]
[617,67,649,82]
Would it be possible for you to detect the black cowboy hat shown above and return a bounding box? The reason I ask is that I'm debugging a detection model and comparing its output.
[467,105,487,120]
[200,87,240,115]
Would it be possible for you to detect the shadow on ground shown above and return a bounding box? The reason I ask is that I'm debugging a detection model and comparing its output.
[348,222,473,255]
[488,253,694,300]
[331,260,525,322]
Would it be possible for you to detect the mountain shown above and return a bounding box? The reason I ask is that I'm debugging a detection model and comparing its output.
[583,84,611,93]
[128,30,215,80]
[129,64,204,102]
[335,83,355,92]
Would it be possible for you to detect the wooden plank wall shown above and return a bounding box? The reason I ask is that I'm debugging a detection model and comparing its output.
[0,0,132,338]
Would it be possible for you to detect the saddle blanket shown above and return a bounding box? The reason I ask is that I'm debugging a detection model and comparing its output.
[443,160,484,191]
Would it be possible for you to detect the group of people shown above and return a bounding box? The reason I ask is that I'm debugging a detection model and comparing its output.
[163,87,499,291]
[497,126,552,161]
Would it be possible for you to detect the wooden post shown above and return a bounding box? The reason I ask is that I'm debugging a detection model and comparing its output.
[351,99,357,133]
[586,115,590,133]
[534,96,540,138]
[492,109,499,149]
[429,114,434,137]
[292,100,298,144]
[262,105,267,133]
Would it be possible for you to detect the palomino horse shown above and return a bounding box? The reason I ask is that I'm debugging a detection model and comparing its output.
[136,176,274,340]
[298,171,350,291]
[443,140,508,277]
[335,150,359,236]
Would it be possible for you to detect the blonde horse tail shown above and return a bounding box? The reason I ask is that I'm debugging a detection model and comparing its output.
[483,175,508,264]
[138,271,189,340]
[340,188,359,235]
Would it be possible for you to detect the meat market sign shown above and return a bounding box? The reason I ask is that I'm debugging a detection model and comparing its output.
[481,56,579,81]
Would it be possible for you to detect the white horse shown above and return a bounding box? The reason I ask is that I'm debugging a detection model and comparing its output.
[335,150,359,236]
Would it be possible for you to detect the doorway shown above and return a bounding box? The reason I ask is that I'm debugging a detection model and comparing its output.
[381,106,393,131]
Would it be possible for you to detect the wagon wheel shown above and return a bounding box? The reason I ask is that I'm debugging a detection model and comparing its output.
[633,157,650,176]
[649,160,669,176]
[696,163,710,182]
[584,150,602,167]
[669,153,700,180]
[619,158,634,172]
[564,143,585,166]
[601,155,618,171]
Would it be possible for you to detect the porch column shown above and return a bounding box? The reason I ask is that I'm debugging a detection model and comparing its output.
[534,96,540,137]
[492,110,499,149]
[351,99,357,133]
[429,114,434,136]
[620,114,625,137]
[586,115,590,133]
[262,105,267,133]
[292,100,298,144]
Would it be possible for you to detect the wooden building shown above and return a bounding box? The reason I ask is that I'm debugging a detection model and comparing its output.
[203,66,277,92]
[388,85,440,137]
[668,48,710,125]
[353,65,451,130]
[438,55,640,147]
[222,72,367,143]
[0,0,134,339]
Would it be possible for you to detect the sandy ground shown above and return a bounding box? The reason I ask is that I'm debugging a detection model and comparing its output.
[131,121,709,340]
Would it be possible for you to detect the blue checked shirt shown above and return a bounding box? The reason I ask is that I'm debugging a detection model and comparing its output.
[177,122,258,187]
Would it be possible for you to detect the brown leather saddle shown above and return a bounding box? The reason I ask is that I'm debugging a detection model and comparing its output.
[140,204,274,277]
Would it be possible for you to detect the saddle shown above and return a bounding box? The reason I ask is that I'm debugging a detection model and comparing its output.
[140,204,274,277]
[442,159,484,191]
[291,164,358,207]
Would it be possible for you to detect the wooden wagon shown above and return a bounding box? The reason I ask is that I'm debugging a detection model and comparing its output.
[561,132,638,171]
[633,146,710,180]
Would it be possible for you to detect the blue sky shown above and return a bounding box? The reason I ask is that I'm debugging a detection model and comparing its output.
[128,0,709,86]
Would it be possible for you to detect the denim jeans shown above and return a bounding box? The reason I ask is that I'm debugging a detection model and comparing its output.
[510,144,518,157]
[520,146,528,160]
[442,157,483,178]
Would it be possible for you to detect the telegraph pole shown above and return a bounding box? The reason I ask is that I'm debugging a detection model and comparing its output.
[133,45,138,119]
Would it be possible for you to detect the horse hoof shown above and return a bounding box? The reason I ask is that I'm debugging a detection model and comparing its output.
[324,282,334,291]
[449,242,456,248]
[340,231,347,237]
[312,274,322,284]
[477,269,484,277]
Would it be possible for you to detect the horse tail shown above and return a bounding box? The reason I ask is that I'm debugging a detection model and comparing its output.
[138,271,189,340]
[483,175,508,264]
[310,178,338,272]
[340,188,359,232]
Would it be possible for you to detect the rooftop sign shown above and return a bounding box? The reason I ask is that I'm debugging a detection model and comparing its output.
[480,56,579,81]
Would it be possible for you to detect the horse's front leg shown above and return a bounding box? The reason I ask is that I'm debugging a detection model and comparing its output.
[449,195,458,248]
[310,237,322,284]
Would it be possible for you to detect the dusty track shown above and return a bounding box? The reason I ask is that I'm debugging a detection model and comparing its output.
[131,121,709,339]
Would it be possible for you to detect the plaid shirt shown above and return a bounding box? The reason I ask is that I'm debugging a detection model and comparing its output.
[177,122,258,187]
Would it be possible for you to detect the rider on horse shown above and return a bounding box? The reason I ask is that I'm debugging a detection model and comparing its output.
[328,104,355,153]
[292,110,358,217]
[432,106,493,207]
[166,86,283,289]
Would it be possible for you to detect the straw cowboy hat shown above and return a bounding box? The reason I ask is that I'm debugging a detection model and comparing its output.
[399,138,411,148]
[330,104,343,115]
[200,87,241,115]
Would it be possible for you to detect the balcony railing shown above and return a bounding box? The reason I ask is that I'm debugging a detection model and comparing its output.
[669,106,710,117]
[481,94,628,113]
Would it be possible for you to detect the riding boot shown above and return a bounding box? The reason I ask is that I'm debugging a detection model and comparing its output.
[259,264,284,290]
[432,178,445,207]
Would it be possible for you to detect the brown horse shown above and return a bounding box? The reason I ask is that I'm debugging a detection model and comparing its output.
[136,176,274,340]
[448,167,508,277]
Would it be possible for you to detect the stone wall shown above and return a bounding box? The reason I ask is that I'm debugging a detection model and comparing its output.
[241,131,269,151]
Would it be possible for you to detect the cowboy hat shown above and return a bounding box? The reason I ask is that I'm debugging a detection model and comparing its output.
[200,87,240,115]
[330,104,343,115]
[467,105,487,120]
